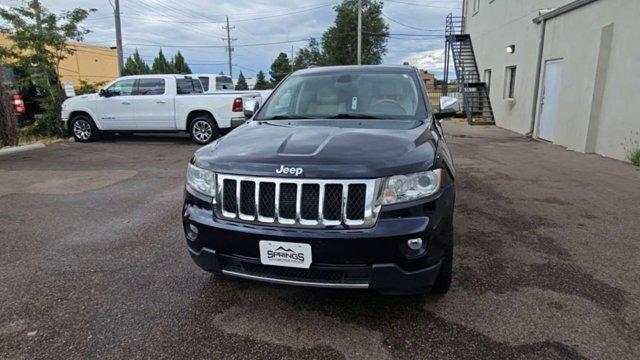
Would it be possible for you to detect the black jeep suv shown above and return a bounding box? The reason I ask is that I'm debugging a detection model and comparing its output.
[182,65,456,294]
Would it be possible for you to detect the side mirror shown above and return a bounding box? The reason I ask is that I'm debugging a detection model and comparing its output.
[99,89,109,97]
[243,100,260,118]
[434,96,460,120]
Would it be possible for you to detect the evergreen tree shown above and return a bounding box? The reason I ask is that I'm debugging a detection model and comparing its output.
[322,0,388,65]
[122,49,149,75]
[254,70,271,90]
[151,49,174,74]
[236,71,249,90]
[269,52,291,86]
[172,51,191,74]
[294,38,324,70]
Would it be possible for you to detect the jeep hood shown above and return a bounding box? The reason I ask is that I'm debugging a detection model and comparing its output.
[194,119,438,179]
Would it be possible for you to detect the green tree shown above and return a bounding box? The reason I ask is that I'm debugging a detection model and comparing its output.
[236,71,248,90]
[269,52,291,86]
[122,49,149,75]
[75,79,106,95]
[151,49,174,74]
[172,51,191,74]
[0,0,94,137]
[293,38,324,70]
[0,65,18,146]
[322,0,388,65]
[254,70,270,90]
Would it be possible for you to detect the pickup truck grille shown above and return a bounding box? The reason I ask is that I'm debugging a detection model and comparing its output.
[215,174,380,228]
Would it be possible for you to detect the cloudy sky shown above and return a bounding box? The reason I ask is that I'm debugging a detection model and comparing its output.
[0,0,462,79]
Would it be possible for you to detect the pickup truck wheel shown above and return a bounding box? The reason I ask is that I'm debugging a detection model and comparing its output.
[431,216,454,294]
[190,117,218,145]
[71,115,99,142]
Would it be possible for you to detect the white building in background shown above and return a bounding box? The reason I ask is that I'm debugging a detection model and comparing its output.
[462,0,640,161]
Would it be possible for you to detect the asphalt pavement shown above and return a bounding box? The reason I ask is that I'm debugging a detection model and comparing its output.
[1,124,639,359]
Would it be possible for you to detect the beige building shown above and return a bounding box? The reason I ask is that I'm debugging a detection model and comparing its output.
[462,0,640,161]
[421,70,436,90]
[0,34,118,88]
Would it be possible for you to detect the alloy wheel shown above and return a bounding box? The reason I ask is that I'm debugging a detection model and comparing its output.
[73,119,92,141]
[192,120,213,143]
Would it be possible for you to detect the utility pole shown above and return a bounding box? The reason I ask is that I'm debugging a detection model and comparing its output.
[223,16,236,77]
[113,0,124,76]
[291,45,294,72]
[357,0,362,65]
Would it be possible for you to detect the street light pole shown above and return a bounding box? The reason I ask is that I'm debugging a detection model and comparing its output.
[114,0,124,76]
[357,0,362,65]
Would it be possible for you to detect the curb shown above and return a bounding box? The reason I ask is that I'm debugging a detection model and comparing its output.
[0,142,46,156]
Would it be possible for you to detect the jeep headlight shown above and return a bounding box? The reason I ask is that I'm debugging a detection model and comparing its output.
[382,169,442,205]
[186,163,216,197]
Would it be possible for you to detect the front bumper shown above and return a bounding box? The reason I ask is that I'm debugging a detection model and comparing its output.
[61,110,70,129]
[182,183,454,294]
[189,247,442,294]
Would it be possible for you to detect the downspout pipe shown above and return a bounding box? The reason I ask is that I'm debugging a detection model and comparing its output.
[528,15,547,137]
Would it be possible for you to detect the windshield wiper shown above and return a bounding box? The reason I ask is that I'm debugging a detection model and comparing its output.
[328,113,382,119]
[262,115,319,120]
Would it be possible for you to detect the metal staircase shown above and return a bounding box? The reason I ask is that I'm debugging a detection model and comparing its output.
[443,13,495,125]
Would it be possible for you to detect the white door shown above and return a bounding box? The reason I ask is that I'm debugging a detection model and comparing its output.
[538,60,564,142]
[97,78,137,130]
[133,78,172,130]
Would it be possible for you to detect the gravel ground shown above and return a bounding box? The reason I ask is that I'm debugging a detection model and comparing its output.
[1,124,639,359]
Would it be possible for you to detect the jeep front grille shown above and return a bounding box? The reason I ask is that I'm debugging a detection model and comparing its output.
[215,174,380,228]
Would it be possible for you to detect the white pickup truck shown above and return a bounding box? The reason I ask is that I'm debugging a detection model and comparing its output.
[194,73,273,100]
[61,74,261,144]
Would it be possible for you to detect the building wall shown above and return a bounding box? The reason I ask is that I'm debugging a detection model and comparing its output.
[463,0,640,161]
[58,42,119,88]
[539,0,640,160]
[0,34,118,88]
[463,0,569,135]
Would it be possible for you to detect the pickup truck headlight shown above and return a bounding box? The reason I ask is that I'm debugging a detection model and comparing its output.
[187,163,216,197]
[382,169,442,205]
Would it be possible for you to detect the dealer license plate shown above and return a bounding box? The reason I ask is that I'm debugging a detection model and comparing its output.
[259,240,312,269]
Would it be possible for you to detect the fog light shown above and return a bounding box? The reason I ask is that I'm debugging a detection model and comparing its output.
[407,238,423,250]
[186,223,199,241]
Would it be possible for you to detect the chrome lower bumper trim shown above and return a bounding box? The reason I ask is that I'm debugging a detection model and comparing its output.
[222,269,370,289]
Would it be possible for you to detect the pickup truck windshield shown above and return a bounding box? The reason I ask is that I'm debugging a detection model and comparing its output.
[257,70,427,120]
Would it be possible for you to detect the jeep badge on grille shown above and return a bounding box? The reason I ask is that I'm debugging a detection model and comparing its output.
[275,165,303,176]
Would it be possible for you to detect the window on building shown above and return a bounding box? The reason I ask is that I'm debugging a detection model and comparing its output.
[504,66,516,99]
[135,78,165,95]
[473,0,480,14]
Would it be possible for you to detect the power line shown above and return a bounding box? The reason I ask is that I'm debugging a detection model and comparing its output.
[385,0,461,9]
[381,12,445,32]
[125,38,312,48]
[120,3,333,24]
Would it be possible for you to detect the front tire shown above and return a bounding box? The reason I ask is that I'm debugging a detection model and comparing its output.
[71,115,99,142]
[431,216,453,294]
[189,116,219,145]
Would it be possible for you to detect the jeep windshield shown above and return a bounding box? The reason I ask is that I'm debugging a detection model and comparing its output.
[256,69,428,121]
